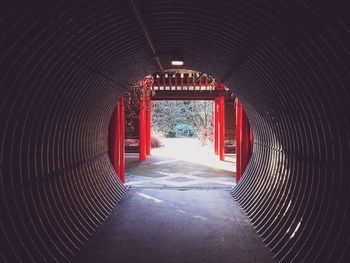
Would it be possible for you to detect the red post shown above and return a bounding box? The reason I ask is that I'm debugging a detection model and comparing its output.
[146,97,151,155]
[119,97,125,183]
[236,99,241,181]
[240,106,250,178]
[139,88,147,161]
[214,98,219,155]
[116,101,121,176]
[236,99,251,183]
[109,97,125,183]
[219,96,225,161]
[215,80,225,161]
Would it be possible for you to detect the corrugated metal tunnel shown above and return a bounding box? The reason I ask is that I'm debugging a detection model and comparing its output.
[0,1,349,262]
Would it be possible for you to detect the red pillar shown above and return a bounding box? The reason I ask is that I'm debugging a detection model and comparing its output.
[235,99,241,181]
[119,97,125,183]
[116,101,121,176]
[109,97,125,183]
[146,97,151,155]
[215,79,225,159]
[214,98,219,155]
[139,88,147,161]
[236,99,251,183]
[218,96,225,161]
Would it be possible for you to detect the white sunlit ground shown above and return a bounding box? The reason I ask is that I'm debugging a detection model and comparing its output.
[125,137,236,188]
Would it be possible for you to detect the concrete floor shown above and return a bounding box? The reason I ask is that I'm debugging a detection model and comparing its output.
[125,138,236,188]
[73,189,275,263]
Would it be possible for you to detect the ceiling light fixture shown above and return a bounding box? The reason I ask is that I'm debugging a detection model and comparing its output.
[171,60,184,66]
[171,55,184,66]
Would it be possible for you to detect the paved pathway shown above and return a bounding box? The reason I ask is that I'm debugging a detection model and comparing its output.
[125,138,236,188]
[73,189,275,263]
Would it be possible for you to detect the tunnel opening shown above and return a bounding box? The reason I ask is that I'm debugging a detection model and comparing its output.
[108,70,253,188]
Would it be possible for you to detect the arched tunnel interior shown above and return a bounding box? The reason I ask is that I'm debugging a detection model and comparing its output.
[0,0,349,262]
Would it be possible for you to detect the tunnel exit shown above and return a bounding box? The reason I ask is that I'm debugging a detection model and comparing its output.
[108,71,253,186]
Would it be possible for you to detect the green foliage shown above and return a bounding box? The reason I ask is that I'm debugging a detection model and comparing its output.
[152,100,213,137]
[174,123,196,137]
[164,129,176,138]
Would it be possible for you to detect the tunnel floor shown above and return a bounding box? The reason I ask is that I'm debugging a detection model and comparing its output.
[73,188,275,263]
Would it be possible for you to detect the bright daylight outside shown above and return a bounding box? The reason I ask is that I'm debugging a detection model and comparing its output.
[123,71,238,189]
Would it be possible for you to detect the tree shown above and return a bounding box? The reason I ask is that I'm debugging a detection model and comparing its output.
[152,100,213,137]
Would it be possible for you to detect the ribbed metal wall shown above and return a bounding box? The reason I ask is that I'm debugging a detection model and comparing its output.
[0,1,349,262]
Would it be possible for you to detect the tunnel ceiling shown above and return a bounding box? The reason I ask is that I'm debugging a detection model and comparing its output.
[0,0,349,262]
